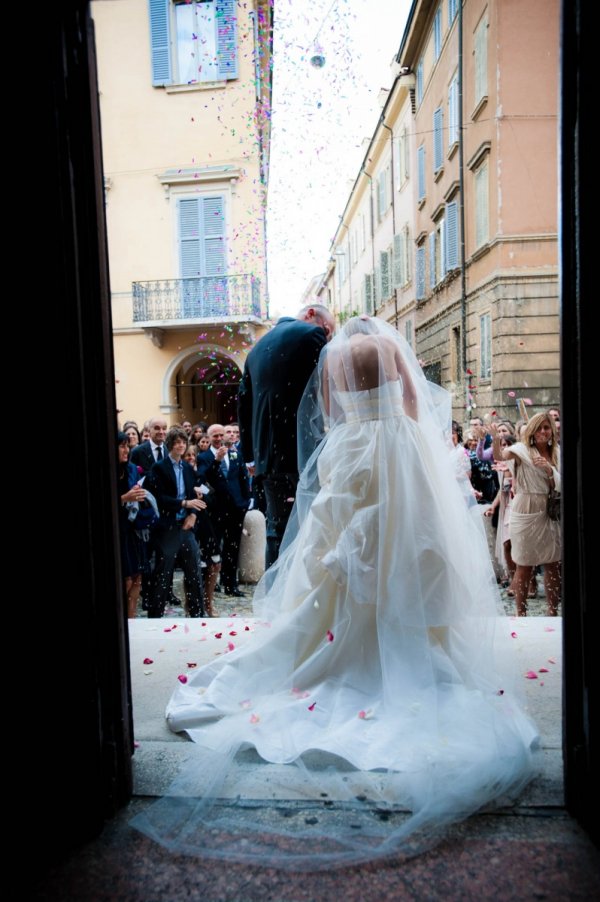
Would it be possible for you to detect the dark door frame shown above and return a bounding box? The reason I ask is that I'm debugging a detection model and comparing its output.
[30,0,595,869]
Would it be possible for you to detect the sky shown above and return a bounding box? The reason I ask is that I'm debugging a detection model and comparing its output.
[266,0,412,317]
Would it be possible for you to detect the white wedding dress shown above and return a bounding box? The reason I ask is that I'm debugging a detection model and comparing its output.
[133,320,538,869]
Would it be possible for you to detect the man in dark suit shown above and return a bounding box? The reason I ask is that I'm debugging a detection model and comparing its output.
[145,427,206,618]
[238,304,335,568]
[130,417,167,475]
[197,423,251,596]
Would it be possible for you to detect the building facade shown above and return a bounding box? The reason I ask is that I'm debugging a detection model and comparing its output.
[318,0,559,423]
[93,0,273,426]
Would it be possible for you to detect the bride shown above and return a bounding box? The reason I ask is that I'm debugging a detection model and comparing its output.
[133,316,538,868]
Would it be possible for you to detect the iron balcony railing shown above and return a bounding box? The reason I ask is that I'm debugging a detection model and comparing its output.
[132,274,262,323]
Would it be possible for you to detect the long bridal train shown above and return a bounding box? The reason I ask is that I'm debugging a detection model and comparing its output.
[132,319,538,869]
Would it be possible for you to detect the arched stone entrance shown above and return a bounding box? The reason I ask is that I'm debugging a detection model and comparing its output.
[162,343,244,426]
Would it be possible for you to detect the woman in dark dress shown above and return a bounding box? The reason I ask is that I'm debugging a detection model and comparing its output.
[117,432,148,618]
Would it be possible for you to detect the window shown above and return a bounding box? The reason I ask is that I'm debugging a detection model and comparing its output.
[433,6,442,61]
[363,274,374,315]
[380,250,391,299]
[418,145,426,201]
[360,213,366,251]
[480,313,492,379]
[451,324,461,382]
[416,245,426,300]
[448,0,458,24]
[446,200,459,269]
[448,74,459,145]
[416,58,424,106]
[405,319,413,349]
[475,160,489,247]
[474,13,488,105]
[149,0,238,86]
[394,127,410,191]
[433,107,444,171]
[178,194,227,314]
[377,168,390,221]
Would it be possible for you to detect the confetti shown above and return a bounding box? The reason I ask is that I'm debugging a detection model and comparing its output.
[143,657,154,665]
[177,675,188,684]
[524,671,538,680]
[326,630,334,642]
[308,702,317,711]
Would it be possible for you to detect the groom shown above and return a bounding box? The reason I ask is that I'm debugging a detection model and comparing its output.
[238,304,335,568]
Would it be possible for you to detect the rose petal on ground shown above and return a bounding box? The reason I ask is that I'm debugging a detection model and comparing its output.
[177,674,188,684]
[511,632,518,639]
[227,642,235,651]
[308,702,317,711]
[525,670,538,679]
[326,630,334,642]
[539,667,549,673]
[143,657,154,665]
[229,631,237,636]
[214,632,223,639]
[544,627,556,632]
[187,662,197,668]
[548,657,557,664]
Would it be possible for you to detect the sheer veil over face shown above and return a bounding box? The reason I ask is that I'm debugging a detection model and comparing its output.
[133,317,538,870]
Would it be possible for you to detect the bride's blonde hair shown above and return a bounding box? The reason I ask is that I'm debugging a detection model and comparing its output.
[523,413,559,467]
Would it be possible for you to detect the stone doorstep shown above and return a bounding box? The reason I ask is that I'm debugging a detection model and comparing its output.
[129,617,563,809]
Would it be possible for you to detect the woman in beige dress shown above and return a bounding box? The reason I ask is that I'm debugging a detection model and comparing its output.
[497,413,560,616]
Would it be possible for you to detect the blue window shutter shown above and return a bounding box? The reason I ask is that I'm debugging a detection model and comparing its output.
[433,107,443,170]
[148,0,172,86]
[179,199,203,277]
[418,145,426,200]
[203,196,226,275]
[429,232,436,288]
[416,247,425,300]
[446,201,459,269]
[216,0,238,80]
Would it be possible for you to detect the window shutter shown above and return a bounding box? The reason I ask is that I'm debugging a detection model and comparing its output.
[393,234,403,288]
[405,226,411,282]
[148,0,172,86]
[374,265,380,305]
[179,198,202,277]
[429,231,436,288]
[433,107,443,170]
[393,137,401,192]
[448,78,458,145]
[216,0,238,80]
[380,251,390,299]
[475,15,488,102]
[416,247,425,300]
[446,201,459,269]
[418,145,426,200]
[403,127,410,180]
[475,163,489,247]
[440,218,447,279]
[364,274,373,315]
[434,7,442,60]
[203,196,226,276]
[416,59,424,105]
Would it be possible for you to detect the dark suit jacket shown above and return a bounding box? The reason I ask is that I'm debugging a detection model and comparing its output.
[145,457,200,527]
[237,317,327,477]
[130,440,164,476]
[197,448,250,512]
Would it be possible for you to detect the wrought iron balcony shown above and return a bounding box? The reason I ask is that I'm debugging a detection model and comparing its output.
[132,274,262,324]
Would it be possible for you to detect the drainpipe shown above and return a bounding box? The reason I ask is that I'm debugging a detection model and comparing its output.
[381,121,399,329]
[361,169,376,313]
[458,0,468,414]
[339,221,351,316]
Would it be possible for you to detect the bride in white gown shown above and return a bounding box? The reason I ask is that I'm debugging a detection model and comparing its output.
[133,317,538,868]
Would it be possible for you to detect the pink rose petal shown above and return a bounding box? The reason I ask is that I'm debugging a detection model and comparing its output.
[326,630,334,642]
[163,628,172,633]
[177,674,188,684]
[308,702,317,711]
[244,626,250,631]
[229,631,237,636]
[134,741,140,748]
[358,709,374,720]
[143,657,154,665]
[507,391,516,398]
[250,713,260,723]
[214,632,223,639]
[511,632,518,639]
[548,658,556,664]
[544,627,556,632]
[525,670,538,680]
[187,662,197,669]
[227,642,235,651]
[539,667,549,673]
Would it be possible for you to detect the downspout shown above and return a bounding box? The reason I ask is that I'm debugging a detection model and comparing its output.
[339,221,351,315]
[361,169,376,313]
[381,120,399,328]
[458,0,468,413]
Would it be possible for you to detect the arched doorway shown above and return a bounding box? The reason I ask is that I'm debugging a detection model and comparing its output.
[170,345,244,426]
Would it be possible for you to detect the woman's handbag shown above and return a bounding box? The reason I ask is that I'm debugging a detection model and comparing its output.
[547,488,561,522]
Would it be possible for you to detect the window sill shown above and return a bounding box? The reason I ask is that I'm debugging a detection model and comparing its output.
[164,80,229,95]
[417,196,426,210]
[470,242,491,263]
[471,94,488,121]
[433,166,444,183]
[447,141,459,161]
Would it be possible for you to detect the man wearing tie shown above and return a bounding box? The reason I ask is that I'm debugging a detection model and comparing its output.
[197,423,250,597]
[130,417,168,475]
[145,427,206,618]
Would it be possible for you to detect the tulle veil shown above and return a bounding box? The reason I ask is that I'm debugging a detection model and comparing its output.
[131,317,538,869]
